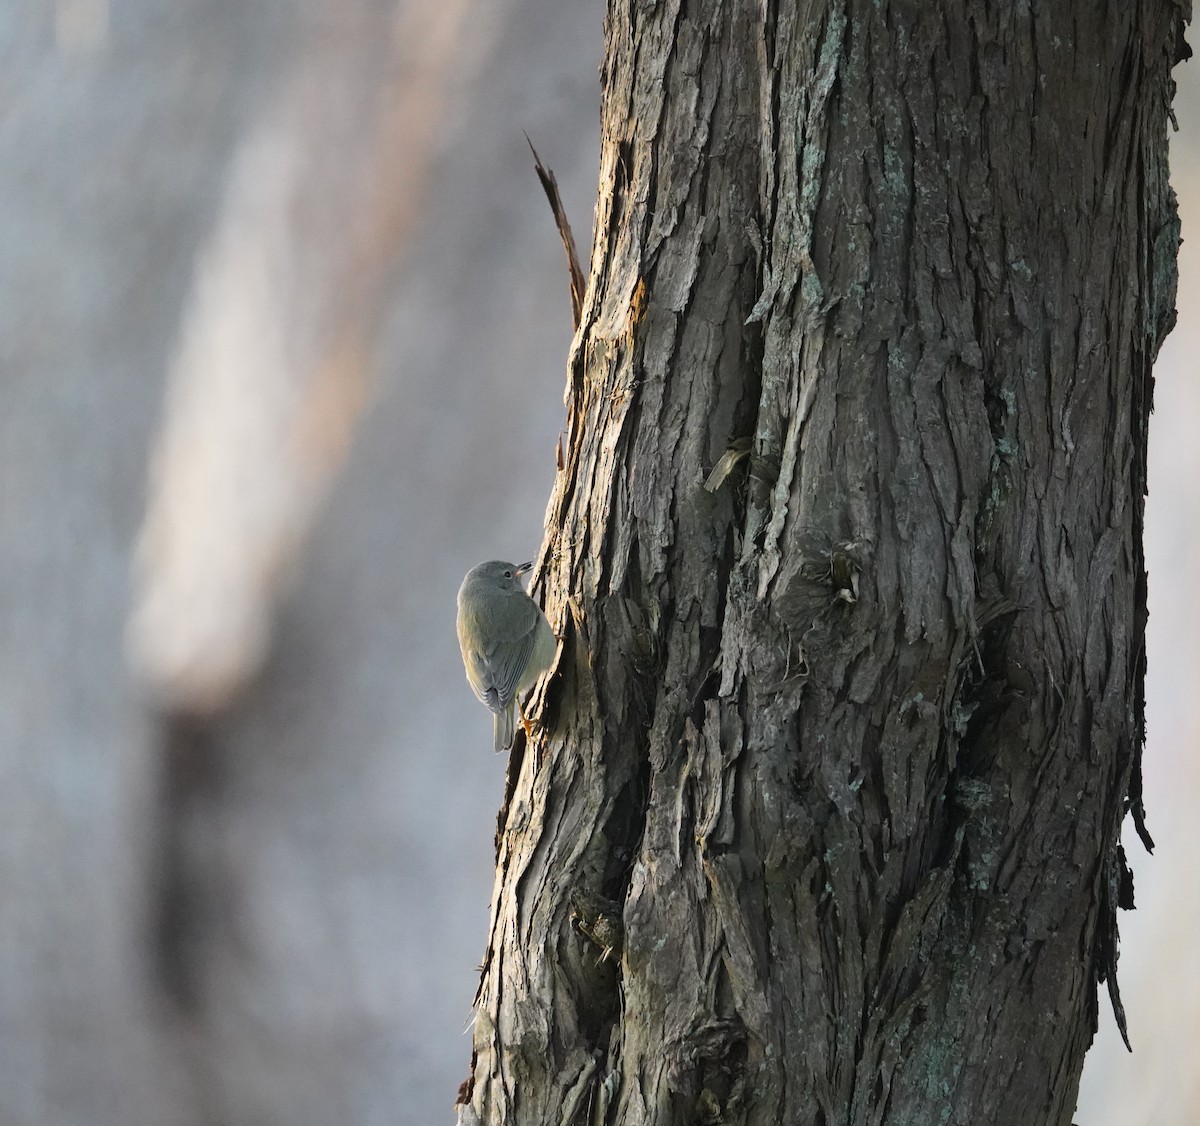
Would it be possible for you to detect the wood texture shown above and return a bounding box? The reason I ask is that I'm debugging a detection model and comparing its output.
[463,2,1189,1122]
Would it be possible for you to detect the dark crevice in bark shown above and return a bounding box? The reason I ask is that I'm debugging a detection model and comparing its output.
[604,761,652,901]
[494,735,527,858]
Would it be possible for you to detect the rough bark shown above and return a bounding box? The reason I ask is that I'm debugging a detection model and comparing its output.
[464,2,1188,1124]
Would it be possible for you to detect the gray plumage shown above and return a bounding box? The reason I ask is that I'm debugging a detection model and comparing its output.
[456,560,556,753]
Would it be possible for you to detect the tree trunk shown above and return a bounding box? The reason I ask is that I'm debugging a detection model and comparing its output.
[461,2,1188,1123]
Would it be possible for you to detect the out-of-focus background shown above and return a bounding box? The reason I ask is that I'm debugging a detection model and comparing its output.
[0,3,1194,1123]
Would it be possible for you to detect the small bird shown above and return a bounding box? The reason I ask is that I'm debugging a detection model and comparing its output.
[456,560,556,753]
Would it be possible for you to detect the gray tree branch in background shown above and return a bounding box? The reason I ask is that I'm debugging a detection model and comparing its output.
[461,2,1189,1123]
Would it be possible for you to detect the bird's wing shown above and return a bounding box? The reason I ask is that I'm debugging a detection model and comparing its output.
[460,642,501,712]
[487,619,538,709]
[458,598,500,710]
[458,591,540,712]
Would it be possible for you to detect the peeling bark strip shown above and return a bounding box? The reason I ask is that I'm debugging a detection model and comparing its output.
[463,3,1188,1124]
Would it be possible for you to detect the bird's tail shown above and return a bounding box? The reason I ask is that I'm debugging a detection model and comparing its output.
[493,704,515,754]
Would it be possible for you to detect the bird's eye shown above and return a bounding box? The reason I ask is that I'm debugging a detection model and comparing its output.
[504,570,512,578]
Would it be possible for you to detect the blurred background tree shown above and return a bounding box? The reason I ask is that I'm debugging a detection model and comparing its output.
[0,2,1195,1124]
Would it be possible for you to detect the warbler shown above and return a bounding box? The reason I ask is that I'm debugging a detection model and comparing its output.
[456,560,556,753]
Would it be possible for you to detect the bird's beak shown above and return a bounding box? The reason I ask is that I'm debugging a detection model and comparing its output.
[514,560,535,576]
